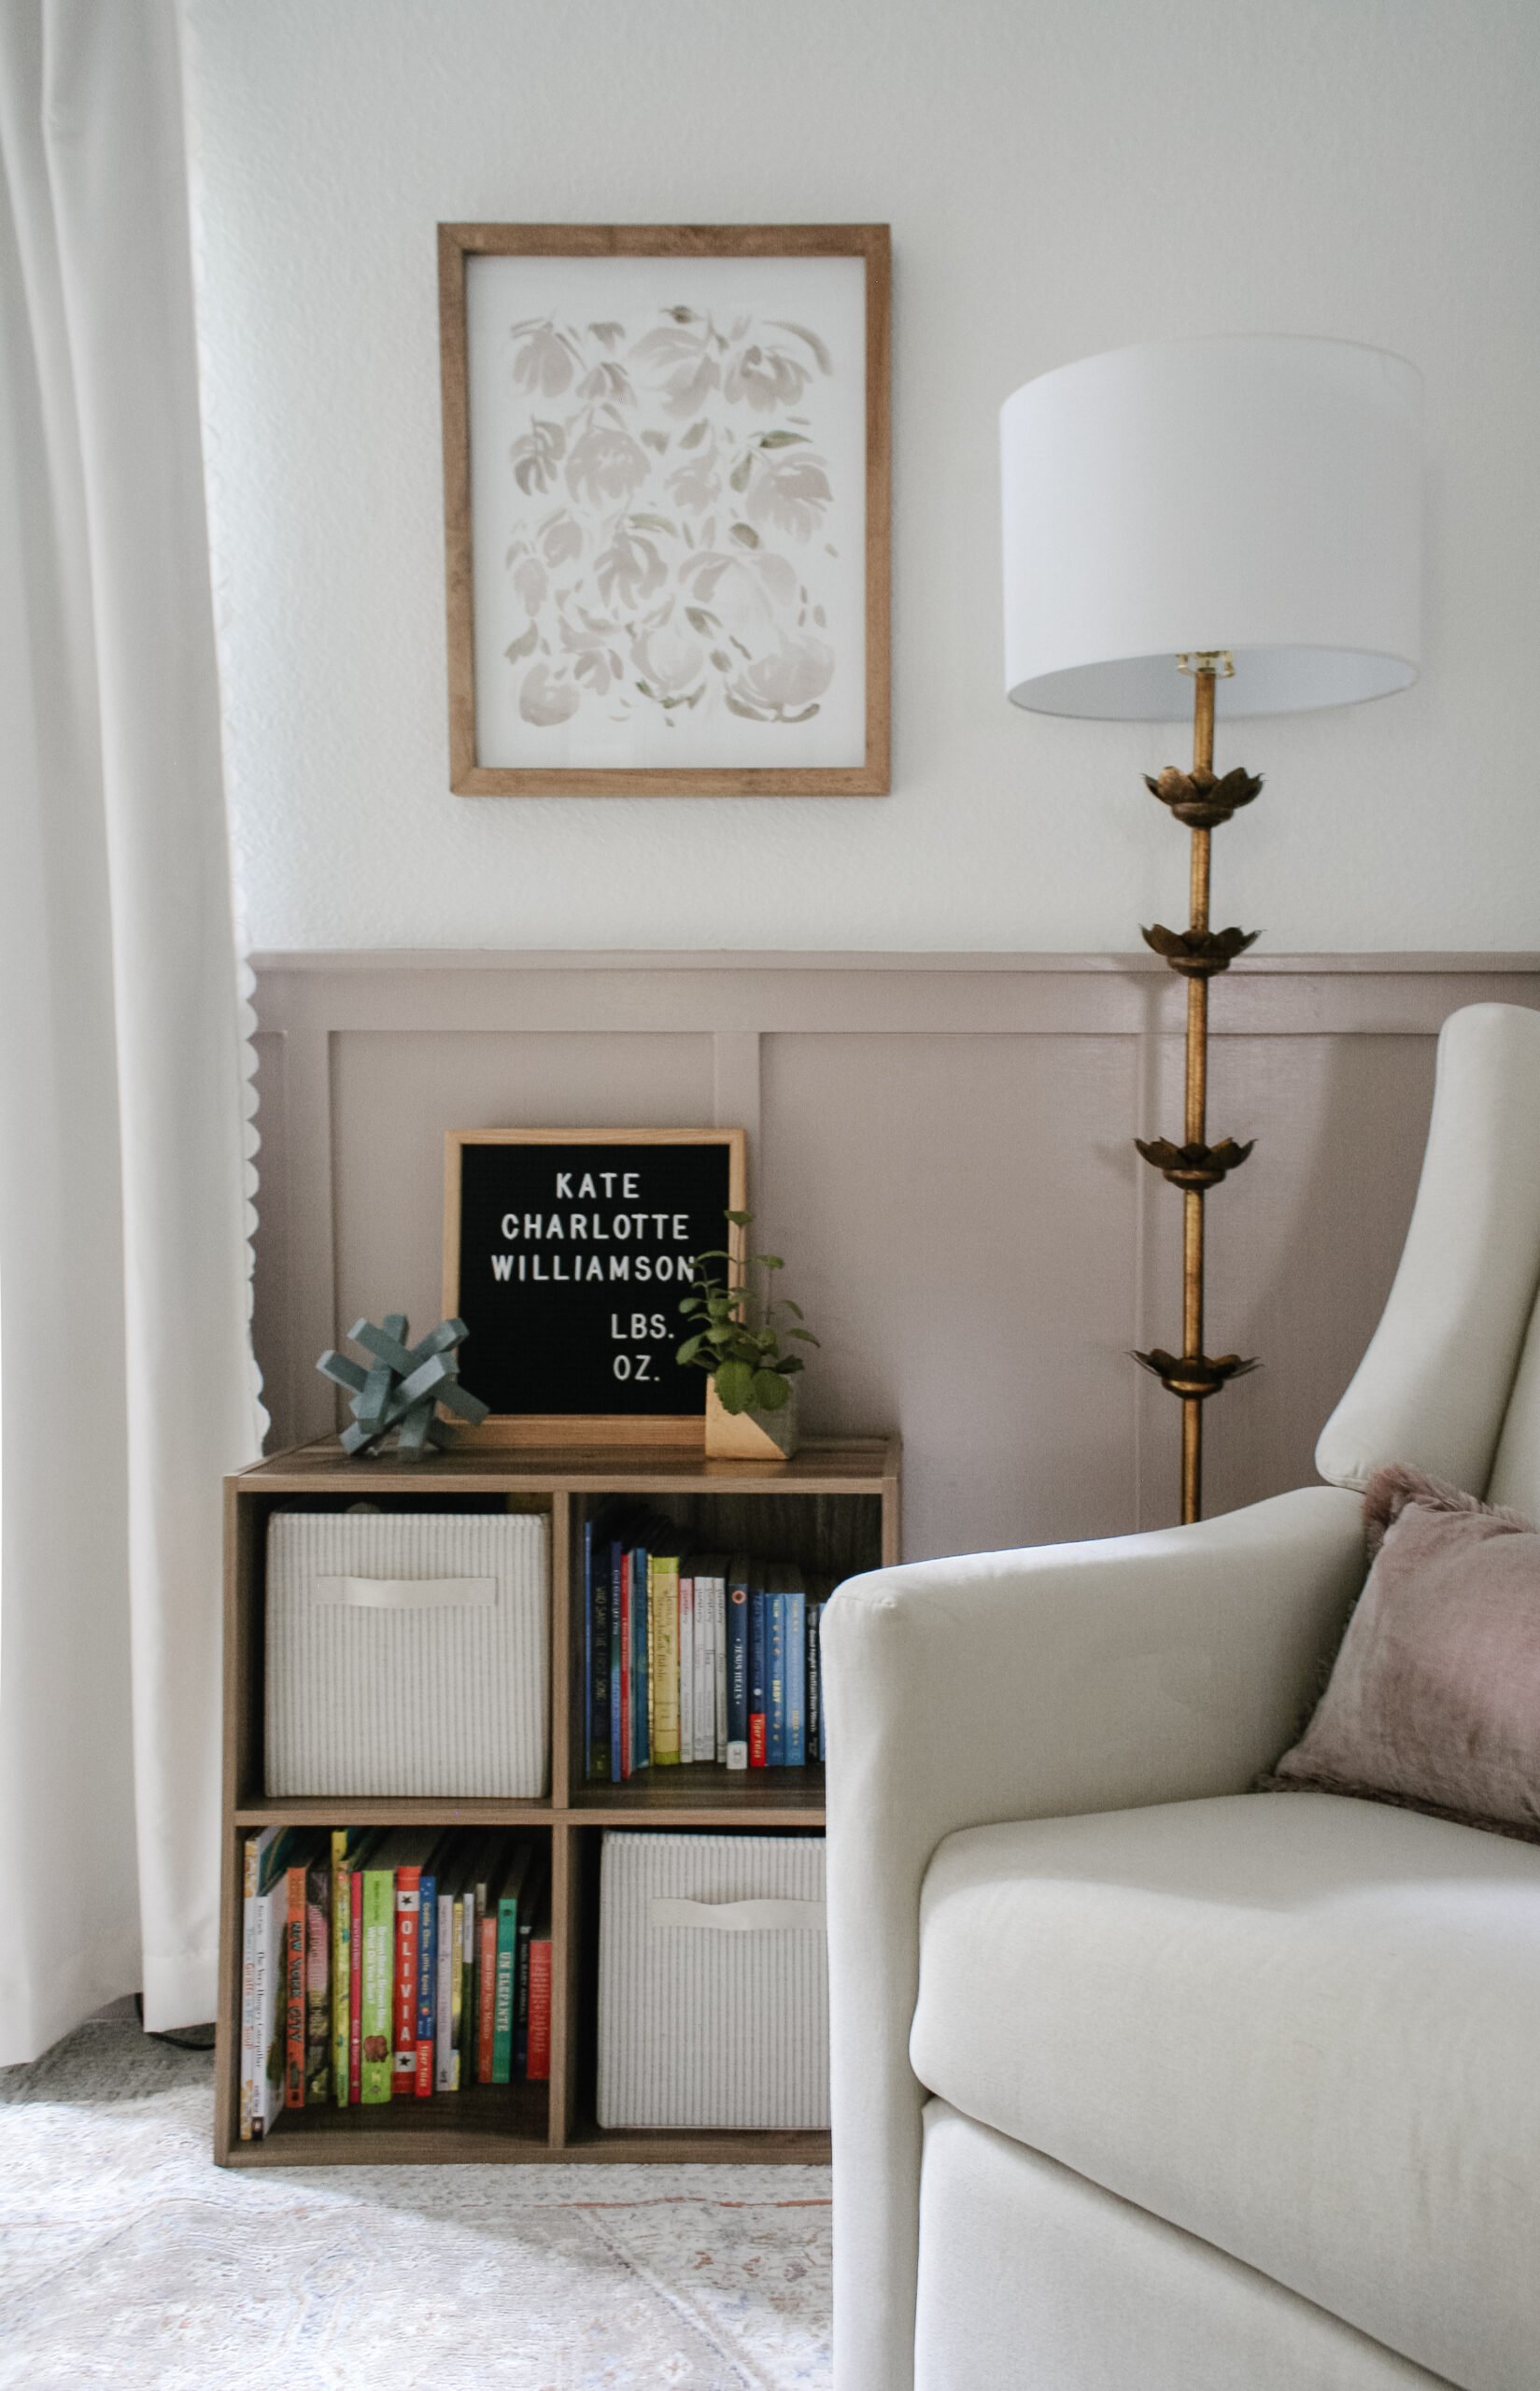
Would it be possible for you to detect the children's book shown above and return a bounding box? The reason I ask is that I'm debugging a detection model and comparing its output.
[633,1530,651,1770]
[239,1825,280,2140]
[784,1573,807,1768]
[331,1831,351,2106]
[710,1561,728,1764]
[491,1842,535,2085]
[304,1852,332,2104]
[678,1560,695,1767]
[349,1857,366,2101]
[526,1878,553,2085]
[726,1555,751,1770]
[650,1545,682,1765]
[435,1887,457,2091]
[360,1856,394,2104]
[767,1572,787,1767]
[748,1571,768,1769]
[283,1834,325,2109]
[415,1844,441,2098]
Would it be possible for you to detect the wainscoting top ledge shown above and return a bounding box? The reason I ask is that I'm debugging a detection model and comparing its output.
[249,949,1540,978]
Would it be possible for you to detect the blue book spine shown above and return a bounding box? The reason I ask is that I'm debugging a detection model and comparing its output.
[416,1872,436,2078]
[587,1519,610,1781]
[749,1584,767,1768]
[806,1599,821,1762]
[786,1589,806,1766]
[633,1544,650,1769]
[609,1544,624,1784]
[726,1565,749,1766]
[584,1517,594,1780]
[817,1602,827,1761]
[768,1590,786,1766]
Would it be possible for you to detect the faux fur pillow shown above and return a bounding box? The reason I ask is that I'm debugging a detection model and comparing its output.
[1264,1462,1540,1842]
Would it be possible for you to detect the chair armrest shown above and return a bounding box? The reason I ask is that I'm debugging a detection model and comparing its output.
[823,1482,1365,2391]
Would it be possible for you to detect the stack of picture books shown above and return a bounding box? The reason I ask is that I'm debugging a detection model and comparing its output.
[583,1507,832,1779]
[239,1827,550,2143]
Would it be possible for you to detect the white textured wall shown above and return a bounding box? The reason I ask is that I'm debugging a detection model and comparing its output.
[184,0,1540,954]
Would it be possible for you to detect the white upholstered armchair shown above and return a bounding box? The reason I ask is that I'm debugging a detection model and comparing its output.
[824,1001,1540,2391]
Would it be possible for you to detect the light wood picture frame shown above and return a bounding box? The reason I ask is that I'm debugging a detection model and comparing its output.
[444,1126,747,1445]
[439,223,890,797]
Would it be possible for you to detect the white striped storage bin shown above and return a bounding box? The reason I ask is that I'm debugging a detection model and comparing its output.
[264,1511,548,1797]
[597,1832,827,2129]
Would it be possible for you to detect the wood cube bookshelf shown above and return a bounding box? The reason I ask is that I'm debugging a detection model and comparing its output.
[215,1433,899,2168]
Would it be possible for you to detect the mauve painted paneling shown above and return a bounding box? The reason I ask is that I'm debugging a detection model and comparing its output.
[247,954,1540,1560]
[757,1030,1140,1558]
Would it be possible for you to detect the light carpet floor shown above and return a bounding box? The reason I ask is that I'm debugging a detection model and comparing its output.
[0,2020,831,2389]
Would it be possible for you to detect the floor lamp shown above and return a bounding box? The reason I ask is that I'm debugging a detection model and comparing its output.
[1000,336,1422,1522]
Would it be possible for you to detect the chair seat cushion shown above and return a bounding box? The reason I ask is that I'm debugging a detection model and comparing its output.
[911,1791,1540,2391]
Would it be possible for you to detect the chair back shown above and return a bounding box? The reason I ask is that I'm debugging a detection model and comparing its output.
[1316,1002,1540,1502]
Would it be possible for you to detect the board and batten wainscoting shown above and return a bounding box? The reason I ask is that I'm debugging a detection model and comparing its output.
[248,953,1540,1561]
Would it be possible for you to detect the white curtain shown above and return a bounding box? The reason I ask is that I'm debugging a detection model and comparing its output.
[0,0,261,2057]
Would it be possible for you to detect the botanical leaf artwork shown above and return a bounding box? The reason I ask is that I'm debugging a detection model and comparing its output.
[502,307,837,735]
[465,255,868,771]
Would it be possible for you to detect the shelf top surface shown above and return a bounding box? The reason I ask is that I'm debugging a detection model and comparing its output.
[233,1433,899,1495]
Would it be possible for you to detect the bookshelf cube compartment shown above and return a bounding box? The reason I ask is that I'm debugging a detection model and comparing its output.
[597,1831,829,2129]
[265,1508,549,1799]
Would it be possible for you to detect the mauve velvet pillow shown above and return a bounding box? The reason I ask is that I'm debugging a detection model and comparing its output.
[1265,1462,1540,1842]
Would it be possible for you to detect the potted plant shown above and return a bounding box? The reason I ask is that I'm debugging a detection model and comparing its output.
[677,1211,820,1459]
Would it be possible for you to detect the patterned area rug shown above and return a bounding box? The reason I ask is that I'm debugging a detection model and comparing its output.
[0,2021,831,2388]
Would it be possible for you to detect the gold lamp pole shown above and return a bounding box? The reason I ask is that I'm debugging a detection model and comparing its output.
[1134,652,1263,1523]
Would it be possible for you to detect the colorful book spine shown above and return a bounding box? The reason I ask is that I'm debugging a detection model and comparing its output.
[678,1565,695,1767]
[285,1860,307,2107]
[415,1867,437,2098]
[332,1832,350,2106]
[695,1565,717,1762]
[457,1893,475,2087]
[435,1892,456,2090]
[634,1540,651,1769]
[618,1547,632,1780]
[651,1553,681,1764]
[819,1599,827,1761]
[392,1867,421,2099]
[492,1883,521,2084]
[587,1518,611,1781]
[360,1865,394,2103]
[726,1558,750,1770]
[253,1874,288,2138]
[768,1584,786,1766]
[748,1579,768,1769]
[304,1860,332,2104]
[515,1896,535,2076]
[583,1513,594,1781]
[713,1568,729,1764]
[527,1918,552,2083]
[610,1541,624,1784]
[349,1863,364,2101]
[786,1585,807,1767]
[477,1905,499,2085]
[239,1827,276,2140]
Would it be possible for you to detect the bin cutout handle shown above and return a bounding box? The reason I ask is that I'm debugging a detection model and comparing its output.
[315,1576,496,1609]
[650,1896,826,1933]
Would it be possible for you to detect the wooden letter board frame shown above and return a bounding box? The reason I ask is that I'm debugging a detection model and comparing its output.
[444,1126,746,1446]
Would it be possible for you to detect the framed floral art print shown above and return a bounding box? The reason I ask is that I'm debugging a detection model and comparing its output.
[438,223,890,795]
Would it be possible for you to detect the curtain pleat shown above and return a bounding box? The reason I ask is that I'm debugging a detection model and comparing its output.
[0,0,261,2057]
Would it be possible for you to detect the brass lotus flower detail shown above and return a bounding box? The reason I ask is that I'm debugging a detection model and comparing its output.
[1134,1136,1255,1191]
[1132,1349,1262,1399]
[1145,763,1264,829]
[1141,923,1259,978]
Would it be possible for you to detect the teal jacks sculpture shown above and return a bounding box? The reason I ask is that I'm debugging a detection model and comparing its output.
[317,1314,489,1458]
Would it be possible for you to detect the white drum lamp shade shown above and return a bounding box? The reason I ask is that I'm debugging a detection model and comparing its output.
[1000,336,1422,719]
